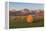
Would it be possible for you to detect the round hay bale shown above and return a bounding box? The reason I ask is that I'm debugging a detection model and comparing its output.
[26,15,33,23]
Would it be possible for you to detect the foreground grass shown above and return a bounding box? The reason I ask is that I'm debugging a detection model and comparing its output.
[9,15,44,29]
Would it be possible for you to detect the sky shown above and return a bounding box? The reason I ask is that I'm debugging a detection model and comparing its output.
[9,2,44,11]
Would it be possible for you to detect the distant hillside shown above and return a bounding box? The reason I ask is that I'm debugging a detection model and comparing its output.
[9,9,44,16]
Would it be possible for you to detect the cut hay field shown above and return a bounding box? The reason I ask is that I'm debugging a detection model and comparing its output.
[9,15,44,29]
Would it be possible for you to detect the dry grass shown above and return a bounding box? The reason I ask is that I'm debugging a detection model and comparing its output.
[9,15,44,29]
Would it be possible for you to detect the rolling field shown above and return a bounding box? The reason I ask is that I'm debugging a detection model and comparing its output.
[9,15,44,29]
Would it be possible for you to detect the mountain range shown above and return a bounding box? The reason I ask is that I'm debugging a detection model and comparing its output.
[9,9,44,16]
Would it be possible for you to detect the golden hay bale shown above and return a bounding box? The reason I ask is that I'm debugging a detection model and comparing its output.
[26,15,33,23]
